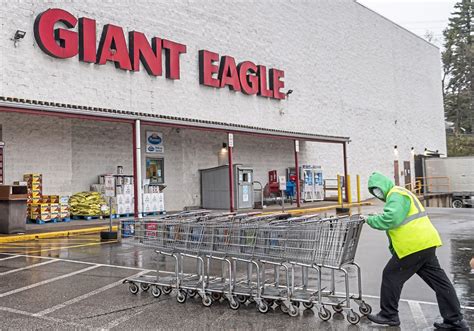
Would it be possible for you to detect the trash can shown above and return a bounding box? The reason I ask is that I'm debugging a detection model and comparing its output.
[0,185,28,234]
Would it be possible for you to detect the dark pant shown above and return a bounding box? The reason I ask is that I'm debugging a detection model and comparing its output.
[380,247,463,322]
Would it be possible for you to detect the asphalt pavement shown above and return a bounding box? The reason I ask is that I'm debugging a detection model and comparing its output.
[0,204,472,330]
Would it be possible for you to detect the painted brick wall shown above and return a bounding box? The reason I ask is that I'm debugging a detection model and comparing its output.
[0,1,446,207]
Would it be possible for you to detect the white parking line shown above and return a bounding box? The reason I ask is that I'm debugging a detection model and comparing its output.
[337,292,474,311]
[0,255,22,261]
[408,300,428,329]
[0,253,156,273]
[34,270,150,317]
[0,259,58,276]
[0,265,100,298]
[0,306,94,330]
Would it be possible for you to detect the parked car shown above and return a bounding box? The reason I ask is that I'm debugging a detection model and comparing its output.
[452,192,474,208]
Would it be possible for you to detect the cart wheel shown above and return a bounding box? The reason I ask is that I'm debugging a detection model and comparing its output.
[318,307,332,321]
[128,283,139,295]
[292,301,300,308]
[280,304,289,314]
[229,300,240,310]
[186,289,197,298]
[332,304,343,313]
[303,302,314,309]
[248,297,255,304]
[258,302,269,314]
[162,286,172,295]
[176,291,187,304]
[202,296,212,307]
[263,298,274,306]
[140,283,150,292]
[151,286,161,298]
[211,292,222,301]
[359,302,372,315]
[236,295,247,304]
[288,305,299,317]
[347,311,361,325]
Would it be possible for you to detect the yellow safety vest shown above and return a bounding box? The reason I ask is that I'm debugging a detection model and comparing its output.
[387,186,442,259]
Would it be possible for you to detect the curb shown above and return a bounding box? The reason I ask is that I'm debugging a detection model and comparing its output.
[0,225,119,243]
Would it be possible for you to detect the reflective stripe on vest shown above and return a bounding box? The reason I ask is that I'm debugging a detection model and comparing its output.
[388,187,426,226]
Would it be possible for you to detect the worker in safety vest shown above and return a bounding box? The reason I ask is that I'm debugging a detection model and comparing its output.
[365,172,469,330]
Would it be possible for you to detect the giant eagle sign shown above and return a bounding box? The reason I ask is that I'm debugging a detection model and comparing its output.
[34,8,286,100]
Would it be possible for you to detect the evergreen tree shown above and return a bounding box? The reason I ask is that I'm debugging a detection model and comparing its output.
[442,0,473,134]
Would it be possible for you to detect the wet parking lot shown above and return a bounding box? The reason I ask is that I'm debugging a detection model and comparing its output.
[0,206,473,330]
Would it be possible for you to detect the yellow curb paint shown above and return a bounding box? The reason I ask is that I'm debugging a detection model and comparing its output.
[0,226,118,244]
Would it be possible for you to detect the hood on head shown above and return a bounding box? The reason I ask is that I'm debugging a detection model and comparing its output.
[368,172,395,201]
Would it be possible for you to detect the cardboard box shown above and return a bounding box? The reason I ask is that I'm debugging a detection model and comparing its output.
[123,184,134,196]
[30,190,42,198]
[60,211,70,218]
[60,204,69,212]
[49,203,60,213]
[29,203,51,214]
[30,211,51,221]
[42,195,59,203]
[90,184,105,194]
[59,196,69,204]
[23,174,42,182]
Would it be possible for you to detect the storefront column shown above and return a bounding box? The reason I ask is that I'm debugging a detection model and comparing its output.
[133,120,143,218]
[343,142,349,203]
[294,140,300,208]
[228,133,234,212]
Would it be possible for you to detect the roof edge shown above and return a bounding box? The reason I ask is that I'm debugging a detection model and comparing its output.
[0,97,350,144]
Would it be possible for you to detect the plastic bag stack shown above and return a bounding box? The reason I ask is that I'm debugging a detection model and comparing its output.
[69,191,109,216]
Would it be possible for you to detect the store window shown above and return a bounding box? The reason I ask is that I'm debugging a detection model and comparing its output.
[146,158,164,184]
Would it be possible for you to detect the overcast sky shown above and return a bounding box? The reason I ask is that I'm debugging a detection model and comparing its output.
[357,0,458,47]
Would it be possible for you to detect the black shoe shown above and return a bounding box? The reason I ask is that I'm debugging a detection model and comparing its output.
[433,319,470,330]
[367,313,401,326]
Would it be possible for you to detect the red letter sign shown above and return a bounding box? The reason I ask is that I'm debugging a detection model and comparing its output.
[34,8,78,58]
[238,61,258,95]
[163,39,187,79]
[218,56,241,91]
[270,68,285,100]
[199,50,220,87]
[257,65,273,98]
[78,17,96,63]
[129,31,162,76]
[96,24,132,70]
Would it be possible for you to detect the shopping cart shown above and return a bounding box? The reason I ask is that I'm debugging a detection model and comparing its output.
[121,212,371,324]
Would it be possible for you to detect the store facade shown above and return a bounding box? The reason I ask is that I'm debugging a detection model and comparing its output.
[0,1,446,213]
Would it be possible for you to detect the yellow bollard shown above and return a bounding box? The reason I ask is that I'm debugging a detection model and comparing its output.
[347,175,352,204]
[356,175,361,203]
[337,175,342,205]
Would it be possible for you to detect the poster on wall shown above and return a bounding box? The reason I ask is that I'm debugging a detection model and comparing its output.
[146,131,164,154]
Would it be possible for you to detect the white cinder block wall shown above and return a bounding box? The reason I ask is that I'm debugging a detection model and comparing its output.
[0,1,446,209]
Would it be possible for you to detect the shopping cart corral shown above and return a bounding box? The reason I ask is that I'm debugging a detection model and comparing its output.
[120,212,371,325]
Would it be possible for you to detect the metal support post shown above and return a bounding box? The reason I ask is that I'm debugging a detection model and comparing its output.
[294,140,300,208]
[228,133,235,212]
[356,174,361,203]
[133,120,142,218]
[343,142,349,203]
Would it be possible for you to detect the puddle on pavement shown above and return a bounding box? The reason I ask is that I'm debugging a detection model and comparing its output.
[451,238,474,322]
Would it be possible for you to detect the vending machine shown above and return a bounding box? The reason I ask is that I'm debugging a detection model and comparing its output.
[300,165,324,202]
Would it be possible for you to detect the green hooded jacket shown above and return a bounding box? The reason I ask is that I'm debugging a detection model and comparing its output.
[366,172,411,232]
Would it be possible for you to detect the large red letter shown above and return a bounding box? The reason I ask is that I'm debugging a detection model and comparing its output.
[270,69,285,100]
[257,65,273,98]
[199,50,220,87]
[78,17,96,63]
[96,24,132,70]
[238,61,258,95]
[162,39,186,79]
[218,56,241,91]
[129,31,162,76]
[34,8,78,59]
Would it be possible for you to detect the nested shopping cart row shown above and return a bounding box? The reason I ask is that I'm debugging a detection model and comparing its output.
[121,212,371,325]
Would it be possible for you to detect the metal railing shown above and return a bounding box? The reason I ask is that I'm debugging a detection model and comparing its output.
[405,176,450,195]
